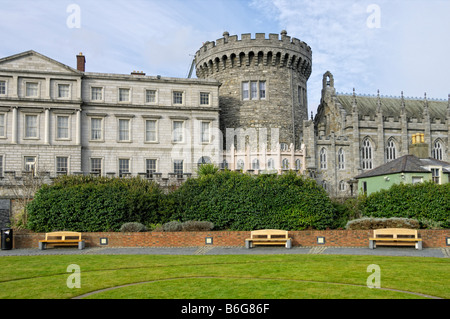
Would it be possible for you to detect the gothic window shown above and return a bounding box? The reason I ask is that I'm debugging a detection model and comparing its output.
[252,158,260,170]
[295,159,302,171]
[361,138,373,170]
[237,159,244,170]
[267,158,275,170]
[432,140,443,161]
[320,147,327,169]
[339,180,346,192]
[282,158,289,170]
[338,148,345,170]
[386,139,396,162]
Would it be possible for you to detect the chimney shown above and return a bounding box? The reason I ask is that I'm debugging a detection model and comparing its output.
[76,52,86,72]
[409,133,428,158]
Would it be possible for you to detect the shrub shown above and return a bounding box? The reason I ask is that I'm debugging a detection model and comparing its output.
[26,176,167,232]
[345,217,420,230]
[120,222,147,232]
[170,170,335,231]
[162,221,182,232]
[181,220,214,232]
[362,182,450,228]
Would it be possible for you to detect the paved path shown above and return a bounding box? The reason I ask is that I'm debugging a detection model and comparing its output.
[1,246,449,258]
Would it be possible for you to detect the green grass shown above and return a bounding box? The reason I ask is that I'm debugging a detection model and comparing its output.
[0,254,448,299]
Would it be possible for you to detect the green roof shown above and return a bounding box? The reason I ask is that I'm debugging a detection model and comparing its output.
[336,94,448,119]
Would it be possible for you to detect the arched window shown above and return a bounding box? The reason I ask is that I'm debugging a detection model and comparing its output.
[267,158,275,170]
[386,139,396,162]
[252,158,260,170]
[295,159,302,171]
[222,159,228,169]
[338,148,345,170]
[320,147,327,169]
[339,180,346,192]
[322,181,328,191]
[361,138,373,170]
[197,156,211,168]
[432,140,443,161]
[237,159,244,170]
[282,158,289,170]
[280,143,288,151]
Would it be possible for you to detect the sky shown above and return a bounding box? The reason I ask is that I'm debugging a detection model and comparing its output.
[0,0,449,115]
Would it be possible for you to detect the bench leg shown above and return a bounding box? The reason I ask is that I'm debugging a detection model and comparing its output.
[416,241,422,250]
[285,239,292,249]
[39,242,46,250]
[245,240,252,249]
[369,240,375,249]
[78,241,85,250]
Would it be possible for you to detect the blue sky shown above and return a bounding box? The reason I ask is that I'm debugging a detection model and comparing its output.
[1,0,449,115]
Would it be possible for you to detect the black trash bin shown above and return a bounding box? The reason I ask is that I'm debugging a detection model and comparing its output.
[1,228,13,250]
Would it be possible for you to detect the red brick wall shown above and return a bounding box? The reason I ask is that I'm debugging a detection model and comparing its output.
[12,229,450,249]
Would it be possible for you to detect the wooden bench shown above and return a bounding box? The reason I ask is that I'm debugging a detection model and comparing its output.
[369,228,422,250]
[39,231,85,250]
[245,229,292,249]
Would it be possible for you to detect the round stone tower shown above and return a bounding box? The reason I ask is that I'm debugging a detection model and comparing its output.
[195,31,312,150]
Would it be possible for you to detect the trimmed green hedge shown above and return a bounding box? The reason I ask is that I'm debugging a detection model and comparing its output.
[26,176,167,232]
[361,182,450,228]
[170,170,335,231]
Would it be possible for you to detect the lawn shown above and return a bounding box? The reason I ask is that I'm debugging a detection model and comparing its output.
[0,254,448,299]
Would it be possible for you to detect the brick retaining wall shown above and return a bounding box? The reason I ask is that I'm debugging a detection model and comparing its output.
[12,229,450,249]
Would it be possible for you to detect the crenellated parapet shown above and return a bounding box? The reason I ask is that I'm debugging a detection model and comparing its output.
[195,31,312,80]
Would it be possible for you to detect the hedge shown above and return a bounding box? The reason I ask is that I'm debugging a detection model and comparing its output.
[26,176,167,232]
[170,170,335,231]
[361,182,450,228]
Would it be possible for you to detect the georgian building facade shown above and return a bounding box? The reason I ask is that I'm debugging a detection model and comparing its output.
[0,50,221,188]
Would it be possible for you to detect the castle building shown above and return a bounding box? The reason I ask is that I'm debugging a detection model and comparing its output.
[0,31,448,198]
[303,72,450,196]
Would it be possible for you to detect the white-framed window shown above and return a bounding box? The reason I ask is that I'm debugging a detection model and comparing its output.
[432,140,443,161]
[25,82,39,97]
[119,88,130,102]
[90,158,102,176]
[119,158,130,177]
[431,168,440,184]
[145,119,157,142]
[242,82,249,100]
[200,92,210,105]
[173,91,183,105]
[338,148,345,170]
[146,159,157,177]
[24,114,38,138]
[118,118,130,141]
[320,147,327,169]
[339,180,346,192]
[361,138,373,170]
[282,158,289,170]
[91,87,103,101]
[56,115,69,139]
[172,120,184,143]
[242,80,266,100]
[0,114,5,138]
[259,81,266,99]
[201,121,210,143]
[24,156,37,175]
[146,89,157,103]
[0,81,6,95]
[90,117,103,141]
[267,158,275,170]
[56,156,68,174]
[58,84,70,99]
[173,160,183,178]
[252,158,260,170]
[412,176,423,184]
[295,159,302,171]
[386,139,396,162]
